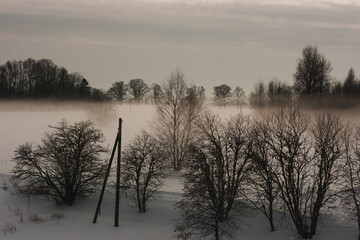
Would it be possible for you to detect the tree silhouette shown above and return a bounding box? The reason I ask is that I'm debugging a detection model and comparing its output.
[108,81,127,101]
[122,131,166,213]
[128,78,149,102]
[213,84,232,106]
[264,108,347,239]
[294,46,332,96]
[12,120,107,206]
[150,83,162,104]
[175,113,252,240]
[0,58,101,100]
[233,86,246,107]
[343,67,357,95]
[152,69,204,171]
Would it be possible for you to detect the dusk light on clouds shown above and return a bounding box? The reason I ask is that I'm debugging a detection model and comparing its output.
[0,0,359,92]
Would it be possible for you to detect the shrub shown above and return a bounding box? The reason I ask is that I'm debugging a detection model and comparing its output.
[12,119,107,206]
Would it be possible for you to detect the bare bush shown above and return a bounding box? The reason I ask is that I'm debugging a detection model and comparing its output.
[175,112,253,240]
[13,207,23,223]
[245,120,279,232]
[51,212,64,225]
[12,119,107,206]
[342,127,360,240]
[122,131,166,213]
[28,213,45,222]
[3,222,17,237]
[264,108,347,238]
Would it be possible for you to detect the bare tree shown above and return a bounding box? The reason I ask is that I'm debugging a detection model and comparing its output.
[12,120,107,206]
[267,78,292,107]
[250,81,266,107]
[121,131,166,213]
[343,67,357,95]
[294,45,332,96]
[0,60,21,98]
[152,69,204,171]
[175,113,253,240]
[308,112,347,236]
[245,120,278,232]
[213,84,232,106]
[150,83,163,105]
[23,58,36,97]
[264,108,347,238]
[128,78,149,102]
[33,59,59,98]
[342,127,360,240]
[0,58,100,100]
[108,81,127,101]
[233,86,246,108]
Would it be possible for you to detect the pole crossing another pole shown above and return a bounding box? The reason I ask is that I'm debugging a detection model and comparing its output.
[93,118,122,227]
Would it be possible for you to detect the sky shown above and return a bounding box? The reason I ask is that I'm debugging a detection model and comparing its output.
[0,0,359,94]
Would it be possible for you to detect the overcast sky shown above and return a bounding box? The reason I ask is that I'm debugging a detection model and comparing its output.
[0,0,359,93]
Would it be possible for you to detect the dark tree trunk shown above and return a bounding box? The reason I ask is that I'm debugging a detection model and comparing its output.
[269,210,275,232]
[309,200,322,238]
[215,219,220,240]
[269,191,275,232]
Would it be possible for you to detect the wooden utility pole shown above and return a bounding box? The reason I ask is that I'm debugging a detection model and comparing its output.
[93,118,122,226]
[115,118,122,227]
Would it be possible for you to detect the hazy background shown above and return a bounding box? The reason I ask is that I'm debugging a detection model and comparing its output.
[0,0,359,93]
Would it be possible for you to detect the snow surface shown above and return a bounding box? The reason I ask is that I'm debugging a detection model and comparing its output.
[0,102,358,239]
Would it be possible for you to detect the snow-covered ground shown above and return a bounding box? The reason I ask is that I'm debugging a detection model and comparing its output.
[0,172,357,240]
[0,102,358,239]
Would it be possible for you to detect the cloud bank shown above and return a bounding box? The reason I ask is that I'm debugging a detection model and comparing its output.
[0,0,359,92]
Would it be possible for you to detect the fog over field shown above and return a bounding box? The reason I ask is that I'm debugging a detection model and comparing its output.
[0,101,255,172]
[2,100,360,174]
[0,102,155,173]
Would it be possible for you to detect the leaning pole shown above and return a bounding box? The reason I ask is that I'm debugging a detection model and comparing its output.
[93,118,122,227]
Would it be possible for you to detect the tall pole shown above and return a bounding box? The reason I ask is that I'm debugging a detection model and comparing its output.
[115,118,122,227]
[93,132,119,224]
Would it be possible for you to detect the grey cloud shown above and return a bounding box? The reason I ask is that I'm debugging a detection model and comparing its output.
[0,0,359,92]
[1,1,359,49]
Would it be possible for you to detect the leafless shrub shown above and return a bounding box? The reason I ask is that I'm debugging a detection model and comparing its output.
[28,213,45,222]
[245,119,279,232]
[3,222,17,238]
[122,131,166,213]
[263,108,347,239]
[51,212,64,225]
[12,119,107,206]
[341,127,360,240]
[13,207,23,223]
[175,112,253,240]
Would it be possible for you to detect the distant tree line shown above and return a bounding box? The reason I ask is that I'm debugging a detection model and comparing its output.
[249,79,292,107]
[2,45,359,108]
[212,84,246,107]
[249,45,360,108]
[107,78,151,103]
[0,58,108,100]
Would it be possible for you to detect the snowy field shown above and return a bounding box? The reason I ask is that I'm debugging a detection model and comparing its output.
[0,102,358,240]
